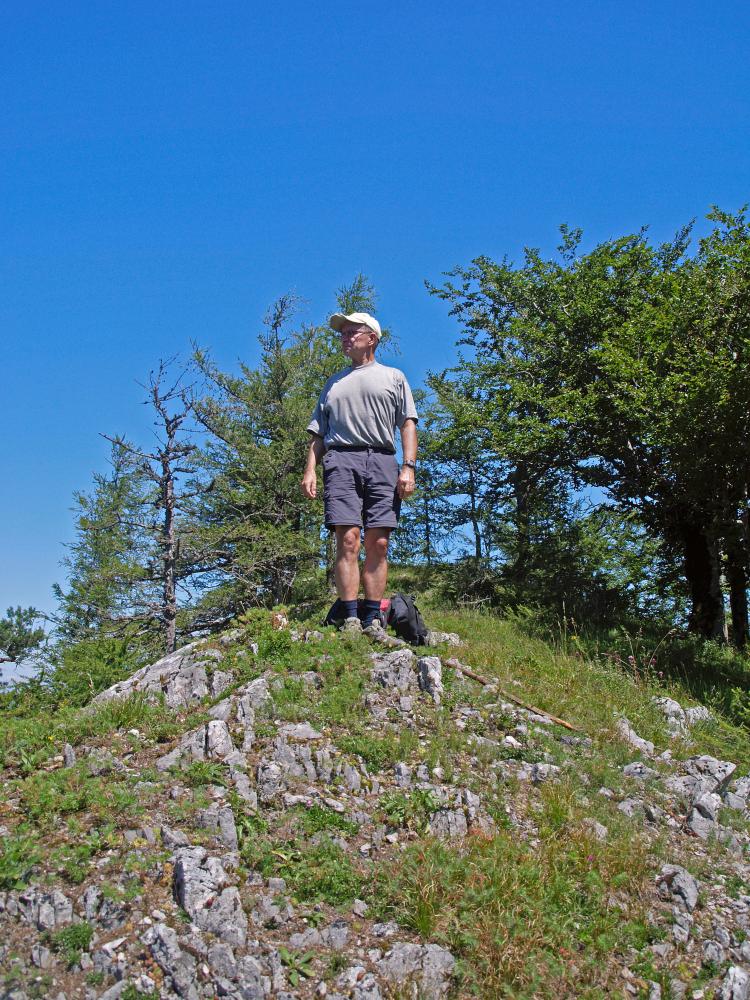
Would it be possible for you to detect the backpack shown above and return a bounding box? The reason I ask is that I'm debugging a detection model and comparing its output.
[387,593,429,646]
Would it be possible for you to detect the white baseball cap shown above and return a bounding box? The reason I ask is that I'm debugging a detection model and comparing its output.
[329,311,382,340]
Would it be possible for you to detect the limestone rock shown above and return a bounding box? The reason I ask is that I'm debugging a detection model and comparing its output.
[377,941,455,999]
[91,640,224,709]
[417,656,443,705]
[141,922,199,1000]
[655,864,699,912]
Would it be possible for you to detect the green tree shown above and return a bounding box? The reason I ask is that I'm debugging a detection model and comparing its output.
[0,607,45,666]
[429,210,750,641]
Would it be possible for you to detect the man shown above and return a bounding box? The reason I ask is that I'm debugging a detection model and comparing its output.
[301,311,418,630]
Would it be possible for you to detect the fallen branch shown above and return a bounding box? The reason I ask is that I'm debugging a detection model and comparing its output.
[443,657,581,733]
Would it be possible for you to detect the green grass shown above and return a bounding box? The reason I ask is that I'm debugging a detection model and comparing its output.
[0,825,40,889]
[49,921,94,967]
[15,765,141,831]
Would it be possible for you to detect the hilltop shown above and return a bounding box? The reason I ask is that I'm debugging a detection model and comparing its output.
[3,606,750,999]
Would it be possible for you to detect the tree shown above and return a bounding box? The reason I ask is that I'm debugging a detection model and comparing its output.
[429,210,750,641]
[104,361,207,653]
[0,607,45,666]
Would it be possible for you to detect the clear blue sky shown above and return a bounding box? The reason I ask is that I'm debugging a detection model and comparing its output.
[2,0,749,618]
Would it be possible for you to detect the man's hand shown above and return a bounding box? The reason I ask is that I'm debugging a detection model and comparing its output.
[396,466,416,499]
[301,435,324,499]
[301,467,317,499]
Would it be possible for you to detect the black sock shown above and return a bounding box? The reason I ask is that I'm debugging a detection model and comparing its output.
[360,599,381,625]
[342,599,359,619]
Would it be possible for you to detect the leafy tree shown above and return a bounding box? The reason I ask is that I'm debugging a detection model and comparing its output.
[429,210,750,641]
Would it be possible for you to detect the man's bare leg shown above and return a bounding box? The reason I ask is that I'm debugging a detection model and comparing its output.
[362,527,391,600]
[334,525,361,600]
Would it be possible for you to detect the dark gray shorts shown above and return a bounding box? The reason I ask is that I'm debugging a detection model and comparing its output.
[322,448,401,530]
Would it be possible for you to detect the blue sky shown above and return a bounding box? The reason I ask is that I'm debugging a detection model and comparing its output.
[2,0,749,618]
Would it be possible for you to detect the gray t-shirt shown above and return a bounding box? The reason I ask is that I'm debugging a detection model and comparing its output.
[307,361,418,451]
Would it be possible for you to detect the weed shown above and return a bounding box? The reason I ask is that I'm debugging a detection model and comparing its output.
[380,788,441,833]
[181,760,230,788]
[278,947,316,986]
[49,921,94,967]
[0,826,40,889]
[296,804,359,837]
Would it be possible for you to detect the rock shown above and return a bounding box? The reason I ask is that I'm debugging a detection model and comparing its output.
[353,975,383,1000]
[616,718,655,755]
[30,944,53,969]
[623,762,659,780]
[81,884,128,929]
[62,743,76,767]
[429,807,468,839]
[195,805,239,850]
[702,939,726,965]
[371,649,417,692]
[417,656,444,705]
[321,918,349,950]
[424,631,461,647]
[250,893,292,928]
[653,697,687,735]
[172,846,247,947]
[582,818,609,841]
[618,798,646,820]
[16,886,73,930]
[719,966,750,1000]
[91,640,224,709]
[656,864,699,912]
[377,941,455,999]
[686,792,722,839]
[142,922,199,1000]
[686,706,712,727]
[532,763,560,784]
[279,722,323,741]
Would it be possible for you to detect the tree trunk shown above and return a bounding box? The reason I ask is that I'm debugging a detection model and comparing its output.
[726,535,748,650]
[161,471,177,654]
[423,493,433,567]
[681,522,725,640]
[467,465,482,562]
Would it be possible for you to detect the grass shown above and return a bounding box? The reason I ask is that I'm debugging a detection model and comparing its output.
[48,921,94,967]
[0,825,40,889]
[373,781,657,998]
[15,765,141,831]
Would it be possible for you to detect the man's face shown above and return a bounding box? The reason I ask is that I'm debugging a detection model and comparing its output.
[340,322,376,356]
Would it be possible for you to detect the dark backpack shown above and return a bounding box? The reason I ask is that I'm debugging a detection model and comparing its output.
[387,593,429,645]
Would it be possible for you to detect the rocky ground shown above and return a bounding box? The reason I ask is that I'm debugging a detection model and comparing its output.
[3,616,750,999]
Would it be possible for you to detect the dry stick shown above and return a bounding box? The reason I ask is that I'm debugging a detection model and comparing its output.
[443,657,582,733]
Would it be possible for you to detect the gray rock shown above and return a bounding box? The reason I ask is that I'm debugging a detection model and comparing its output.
[623,761,659,780]
[719,966,750,1000]
[618,798,645,819]
[417,656,444,705]
[81,884,128,929]
[371,649,418,692]
[429,807,468,839]
[377,941,455,999]
[142,922,199,999]
[653,697,687,735]
[91,639,224,709]
[62,743,76,767]
[30,944,53,969]
[703,939,727,965]
[206,720,236,759]
[279,722,323,741]
[16,886,73,930]
[616,718,655,755]
[172,846,247,946]
[687,791,723,839]
[686,705,712,727]
[352,975,383,1000]
[250,893,292,928]
[656,864,699,912]
[424,631,461,647]
[195,805,239,850]
[210,670,234,698]
[671,909,693,945]
[532,763,561,784]
[321,918,349,950]
[666,755,736,805]
[256,760,284,804]
[394,762,412,788]
[207,941,237,980]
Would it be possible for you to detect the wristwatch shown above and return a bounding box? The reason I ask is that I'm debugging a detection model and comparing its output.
[401,460,417,470]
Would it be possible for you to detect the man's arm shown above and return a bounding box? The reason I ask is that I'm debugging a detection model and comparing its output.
[301,434,326,499]
[396,419,418,499]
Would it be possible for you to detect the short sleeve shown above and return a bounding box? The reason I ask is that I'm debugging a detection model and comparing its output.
[395,373,419,428]
[307,395,327,437]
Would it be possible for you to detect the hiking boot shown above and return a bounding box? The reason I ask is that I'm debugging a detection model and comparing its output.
[363,618,387,640]
[340,617,363,634]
